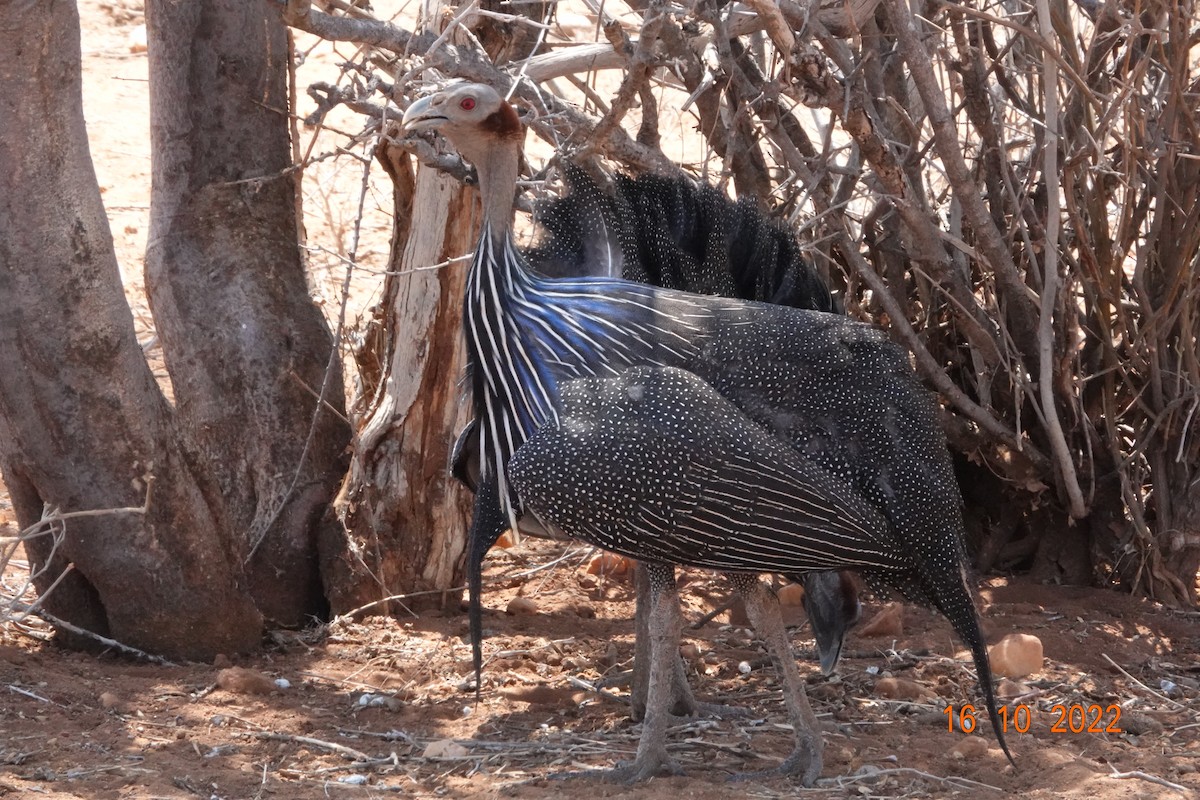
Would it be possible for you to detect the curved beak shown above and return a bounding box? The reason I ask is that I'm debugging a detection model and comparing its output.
[401,93,444,133]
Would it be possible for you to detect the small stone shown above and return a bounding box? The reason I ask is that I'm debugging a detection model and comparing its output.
[596,641,620,670]
[495,530,516,549]
[128,24,147,54]
[950,737,988,760]
[586,552,634,578]
[216,667,277,695]
[423,739,469,759]
[873,676,929,701]
[777,583,805,607]
[1119,710,1164,736]
[808,681,843,702]
[988,633,1043,678]
[501,685,570,706]
[858,603,904,638]
[738,660,753,675]
[728,597,750,627]
[505,596,538,615]
[98,691,122,710]
[997,678,1029,699]
[357,693,395,708]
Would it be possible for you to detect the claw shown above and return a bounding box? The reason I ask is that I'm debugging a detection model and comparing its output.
[730,734,822,786]
[609,753,686,783]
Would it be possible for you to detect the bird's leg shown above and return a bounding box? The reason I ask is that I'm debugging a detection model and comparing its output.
[612,562,685,782]
[728,574,824,786]
[632,561,697,720]
[632,563,747,722]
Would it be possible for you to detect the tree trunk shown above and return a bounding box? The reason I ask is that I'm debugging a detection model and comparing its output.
[144,0,351,625]
[332,144,472,615]
[0,0,262,659]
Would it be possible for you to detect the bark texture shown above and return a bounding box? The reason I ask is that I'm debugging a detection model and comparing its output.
[0,0,262,658]
[144,0,351,624]
[333,145,472,615]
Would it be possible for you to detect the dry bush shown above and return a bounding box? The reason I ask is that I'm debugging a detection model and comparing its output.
[285,0,1199,604]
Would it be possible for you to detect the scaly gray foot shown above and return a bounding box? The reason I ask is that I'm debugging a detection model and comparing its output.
[730,735,822,786]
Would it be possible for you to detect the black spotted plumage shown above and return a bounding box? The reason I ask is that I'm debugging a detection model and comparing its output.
[510,367,905,573]
[402,84,1013,781]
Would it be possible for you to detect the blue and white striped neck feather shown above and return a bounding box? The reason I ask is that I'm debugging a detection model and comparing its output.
[464,218,710,525]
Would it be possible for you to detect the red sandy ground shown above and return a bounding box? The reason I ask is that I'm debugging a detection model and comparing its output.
[0,3,1195,798]
[1,530,1198,799]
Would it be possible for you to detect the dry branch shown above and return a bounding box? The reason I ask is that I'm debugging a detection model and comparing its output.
[284,0,1200,602]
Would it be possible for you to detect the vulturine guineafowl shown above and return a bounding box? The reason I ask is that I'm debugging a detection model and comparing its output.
[402,82,1011,784]
[525,163,861,684]
[451,161,860,710]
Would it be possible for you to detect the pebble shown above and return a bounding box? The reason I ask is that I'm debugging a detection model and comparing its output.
[950,737,989,760]
[423,739,469,759]
[1119,710,1164,735]
[596,641,620,670]
[216,667,277,695]
[873,676,929,701]
[997,678,1029,699]
[777,583,805,607]
[98,691,122,710]
[357,693,401,710]
[505,597,538,615]
[858,603,904,638]
[728,597,750,627]
[495,531,516,549]
[586,552,634,578]
[127,24,147,54]
[988,633,1043,678]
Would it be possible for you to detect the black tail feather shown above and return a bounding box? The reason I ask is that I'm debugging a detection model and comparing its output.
[933,574,1015,765]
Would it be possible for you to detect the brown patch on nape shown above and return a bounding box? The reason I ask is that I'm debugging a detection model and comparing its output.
[481,100,523,140]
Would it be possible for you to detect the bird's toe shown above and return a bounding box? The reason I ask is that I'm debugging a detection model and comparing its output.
[608,752,685,783]
[730,737,822,786]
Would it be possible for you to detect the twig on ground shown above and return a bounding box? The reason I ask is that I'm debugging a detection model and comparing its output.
[566,674,629,705]
[824,765,1005,792]
[252,731,376,762]
[1108,766,1190,794]
[1102,653,1189,711]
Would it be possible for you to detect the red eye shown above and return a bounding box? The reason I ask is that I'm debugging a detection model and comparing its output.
[460,97,476,111]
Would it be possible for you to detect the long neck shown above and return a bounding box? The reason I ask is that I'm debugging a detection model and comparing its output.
[471,141,522,250]
[463,140,556,507]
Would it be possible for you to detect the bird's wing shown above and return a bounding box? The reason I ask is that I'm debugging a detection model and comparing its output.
[508,366,910,575]
[691,302,966,560]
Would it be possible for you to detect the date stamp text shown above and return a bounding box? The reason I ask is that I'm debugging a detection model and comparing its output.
[944,703,1122,735]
